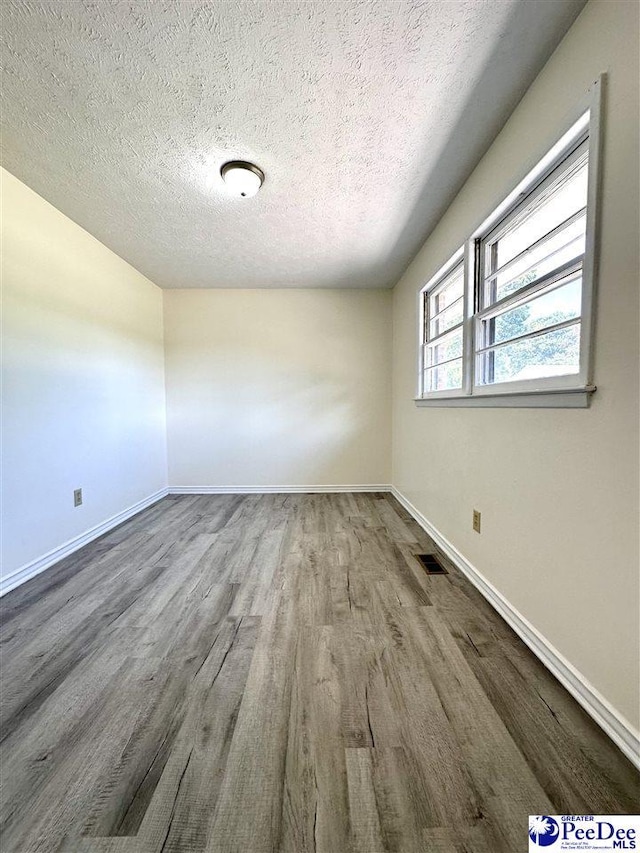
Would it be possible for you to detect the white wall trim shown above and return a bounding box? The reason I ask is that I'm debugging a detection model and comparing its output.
[169,484,392,495]
[0,485,388,597]
[413,387,595,408]
[391,486,640,770]
[0,488,169,597]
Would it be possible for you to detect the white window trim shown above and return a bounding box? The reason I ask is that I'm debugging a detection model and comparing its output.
[415,74,604,409]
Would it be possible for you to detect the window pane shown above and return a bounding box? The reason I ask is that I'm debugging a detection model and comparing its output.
[430,296,463,338]
[490,157,588,274]
[491,214,586,303]
[477,323,580,385]
[425,327,463,366]
[428,265,464,319]
[424,358,463,392]
[490,275,582,347]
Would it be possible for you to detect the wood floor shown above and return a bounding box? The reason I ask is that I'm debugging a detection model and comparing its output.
[1,494,637,853]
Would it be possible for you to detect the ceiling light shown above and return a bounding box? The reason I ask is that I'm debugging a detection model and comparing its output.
[220,161,264,198]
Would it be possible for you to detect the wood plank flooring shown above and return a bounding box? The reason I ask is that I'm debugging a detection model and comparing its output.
[0,493,638,852]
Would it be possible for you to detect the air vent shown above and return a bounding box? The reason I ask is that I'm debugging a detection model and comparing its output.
[415,553,448,575]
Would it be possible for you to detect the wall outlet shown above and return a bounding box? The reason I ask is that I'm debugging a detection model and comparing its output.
[472,509,481,533]
[73,488,83,507]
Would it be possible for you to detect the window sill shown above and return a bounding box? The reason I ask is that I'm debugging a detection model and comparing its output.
[414,385,596,409]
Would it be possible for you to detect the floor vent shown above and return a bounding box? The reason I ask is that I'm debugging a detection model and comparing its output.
[415,553,448,575]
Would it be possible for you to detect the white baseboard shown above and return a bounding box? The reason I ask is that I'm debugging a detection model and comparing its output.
[391,486,640,770]
[169,484,392,494]
[0,488,169,598]
[0,485,388,597]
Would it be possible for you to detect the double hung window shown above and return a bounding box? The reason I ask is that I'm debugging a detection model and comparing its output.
[417,78,601,408]
[422,259,465,393]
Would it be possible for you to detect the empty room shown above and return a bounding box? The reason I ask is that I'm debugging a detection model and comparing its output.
[1,0,639,851]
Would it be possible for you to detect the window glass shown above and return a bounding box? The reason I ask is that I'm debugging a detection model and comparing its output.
[490,275,582,347]
[425,327,463,366]
[423,359,463,392]
[477,324,580,385]
[484,152,588,305]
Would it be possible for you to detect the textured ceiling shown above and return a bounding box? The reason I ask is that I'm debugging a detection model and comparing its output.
[1,0,586,289]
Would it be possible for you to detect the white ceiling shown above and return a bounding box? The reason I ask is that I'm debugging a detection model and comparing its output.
[1,0,586,290]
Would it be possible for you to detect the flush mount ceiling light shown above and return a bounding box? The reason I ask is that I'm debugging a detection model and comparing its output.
[220,160,264,198]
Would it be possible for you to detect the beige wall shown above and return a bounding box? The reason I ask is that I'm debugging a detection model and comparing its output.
[1,169,168,581]
[164,289,392,488]
[392,0,640,729]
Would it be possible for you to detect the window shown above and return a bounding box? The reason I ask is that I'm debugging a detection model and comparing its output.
[475,138,587,389]
[417,77,602,408]
[421,257,464,393]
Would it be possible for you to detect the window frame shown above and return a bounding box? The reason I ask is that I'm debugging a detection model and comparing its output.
[415,74,603,409]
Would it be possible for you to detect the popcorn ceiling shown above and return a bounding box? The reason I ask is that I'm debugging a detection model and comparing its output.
[1,0,585,289]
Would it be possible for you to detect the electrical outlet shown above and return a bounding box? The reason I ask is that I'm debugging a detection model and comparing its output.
[472,509,481,533]
[74,488,83,507]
